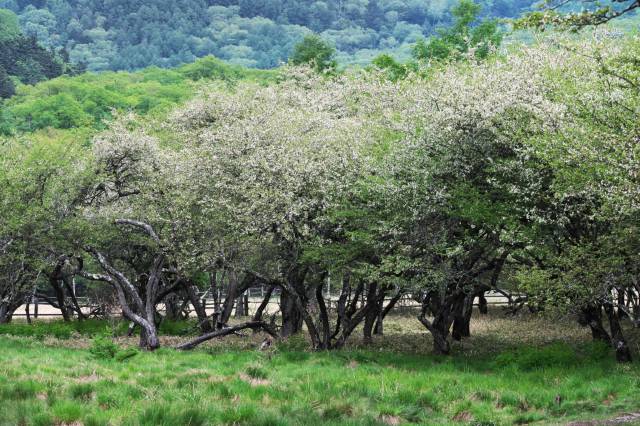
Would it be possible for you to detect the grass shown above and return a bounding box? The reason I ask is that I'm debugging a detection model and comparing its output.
[0,313,639,425]
[0,318,198,341]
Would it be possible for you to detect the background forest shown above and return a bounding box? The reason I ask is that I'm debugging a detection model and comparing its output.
[0,0,537,70]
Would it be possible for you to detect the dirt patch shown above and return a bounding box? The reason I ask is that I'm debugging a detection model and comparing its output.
[453,411,473,422]
[568,413,640,426]
[238,373,271,387]
[75,372,99,383]
[205,375,228,383]
[380,414,402,425]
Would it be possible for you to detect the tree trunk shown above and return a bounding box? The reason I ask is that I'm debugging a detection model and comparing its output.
[164,293,181,321]
[185,282,212,333]
[418,290,460,355]
[253,286,274,322]
[578,304,611,343]
[315,283,331,350]
[220,270,239,327]
[280,267,307,338]
[49,275,71,322]
[419,314,451,355]
[374,291,401,335]
[210,269,220,313]
[81,243,164,351]
[478,291,488,315]
[0,303,11,324]
[452,295,473,341]
[26,297,31,324]
[363,283,379,344]
[280,291,303,337]
[0,292,25,324]
[374,296,385,336]
[61,276,87,320]
[177,321,278,350]
[617,288,628,319]
[604,304,632,363]
[139,324,160,351]
[331,279,378,349]
[234,294,246,317]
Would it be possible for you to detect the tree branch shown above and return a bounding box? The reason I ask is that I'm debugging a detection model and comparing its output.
[115,219,161,244]
[176,321,278,350]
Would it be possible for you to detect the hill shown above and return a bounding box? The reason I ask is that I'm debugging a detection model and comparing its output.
[0,0,537,71]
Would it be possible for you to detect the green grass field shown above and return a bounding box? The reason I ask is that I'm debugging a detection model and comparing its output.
[0,313,639,426]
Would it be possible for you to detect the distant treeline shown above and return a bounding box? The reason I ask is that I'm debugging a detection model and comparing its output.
[0,8,77,98]
[0,0,537,70]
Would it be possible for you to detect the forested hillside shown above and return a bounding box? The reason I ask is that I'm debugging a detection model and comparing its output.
[0,8,74,98]
[0,0,537,70]
[0,55,276,135]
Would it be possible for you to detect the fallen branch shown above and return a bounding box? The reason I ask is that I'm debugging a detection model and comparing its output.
[176,321,278,350]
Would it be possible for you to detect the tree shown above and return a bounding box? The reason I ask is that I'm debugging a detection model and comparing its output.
[371,53,409,81]
[413,0,502,62]
[0,8,20,42]
[513,36,640,363]
[290,34,337,72]
[0,65,14,98]
[0,132,93,323]
[378,40,567,354]
[162,66,402,348]
[1,0,540,71]
[516,0,639,31]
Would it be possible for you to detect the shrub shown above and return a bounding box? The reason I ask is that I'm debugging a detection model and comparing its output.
[158,319,197,336]
[89,335,118,359]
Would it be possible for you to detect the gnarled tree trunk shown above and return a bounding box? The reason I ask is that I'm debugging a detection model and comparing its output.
[604,303,632,363]
[280,266,308,338]
[80,220,165,351]
[185,281,212,333]
[578,304,611,343]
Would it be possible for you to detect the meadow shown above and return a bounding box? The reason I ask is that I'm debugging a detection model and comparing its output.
[1,311,639,426]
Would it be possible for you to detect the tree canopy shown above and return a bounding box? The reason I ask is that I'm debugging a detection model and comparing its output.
[0,8,75,98]
[0,0,538,71]
[2,31,638,361]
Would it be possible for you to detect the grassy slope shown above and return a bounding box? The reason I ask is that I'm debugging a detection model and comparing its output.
[0,321,639,426]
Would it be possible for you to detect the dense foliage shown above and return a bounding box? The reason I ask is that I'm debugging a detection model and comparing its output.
[2,26,638,363]
[0,0,538,70]
[0,8,74,98]
[0,56,275,135]
[517,0,639,30]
